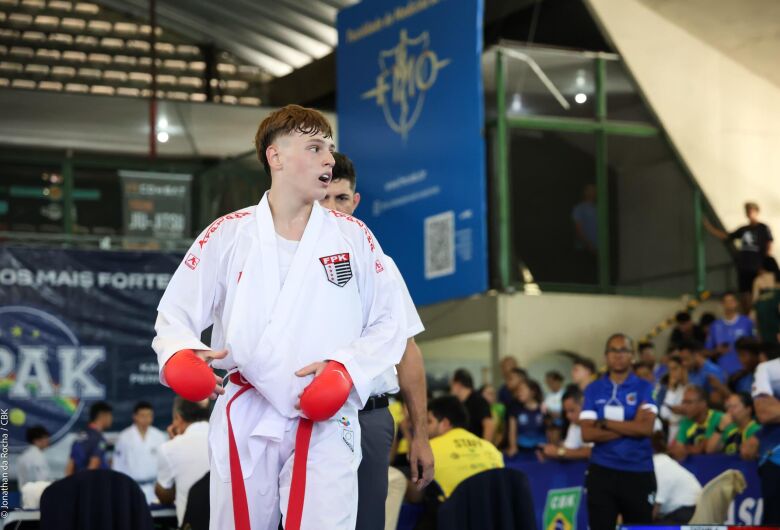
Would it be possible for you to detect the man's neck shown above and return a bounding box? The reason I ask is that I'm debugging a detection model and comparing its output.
[89,422,102,432]
[724,311,737,321]
[136,424,148,437]
[608,370,629,385]
[268,187,313,241]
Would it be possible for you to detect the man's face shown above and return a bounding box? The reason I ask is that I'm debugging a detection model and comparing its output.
[506,371,523,391]
[571,365,591,386]
[682,388,707,419]
[134,409,153,430]
[738,349,758,371]
[746,206,759,223]
[605,336,634,373]
[635,366,654,383]
[270,131,335,203]
[722,294,738,314]
[500,357,518,378]
[426,411,446,439]
[320,178,360,215]
[639,348,655,365]
[39,436,50,449]
[679,349,695,371]
[101,412,113,430]
[563,397,581,425]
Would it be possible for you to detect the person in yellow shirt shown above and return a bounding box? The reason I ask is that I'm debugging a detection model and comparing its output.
[408,396,504,503]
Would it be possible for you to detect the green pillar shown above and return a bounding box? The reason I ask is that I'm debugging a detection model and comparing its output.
[495,50,512,290]
[62,152,74,234]
[693,187,706,295]
[595,58,610,290]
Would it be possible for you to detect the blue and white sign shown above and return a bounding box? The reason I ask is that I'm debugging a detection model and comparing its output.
[337,0,487,306]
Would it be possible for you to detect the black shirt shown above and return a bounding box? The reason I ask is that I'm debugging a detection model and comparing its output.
[729,223,773,271]
[464,391,492,438]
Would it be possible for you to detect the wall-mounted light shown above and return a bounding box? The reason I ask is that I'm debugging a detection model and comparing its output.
[157,131,169,143]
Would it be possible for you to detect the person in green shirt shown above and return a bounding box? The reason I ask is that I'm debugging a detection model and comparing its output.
[705,392,760,460]
[669,385,723,461]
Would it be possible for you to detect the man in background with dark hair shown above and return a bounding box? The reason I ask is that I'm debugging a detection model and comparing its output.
[706,292,754,375]
[571,356,597,391]
[66,401,113,475]
[669,312,706,350]
[17,425,51,489]
[669,385,724,461]
[156,398,210,526]
[679,341,727,405]
[321,152,434,530]
[450,368,494,440]
[113,401,167,503]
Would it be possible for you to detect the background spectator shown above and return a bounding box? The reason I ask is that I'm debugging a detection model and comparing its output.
[539,386,592,461]
[497,356,519,405]
[542,370,565,421]
[633,361,655,384]
[670,385,723,461]
[499,365,527,410]
[658,355,688,443]
[112,401,167,503]
[753,256,780,344]
[66,401,113,475]
[638,341,658,381]
[651,432,701,524]
[669,311,706,350]
[506,379,546,459]
[699,312,717,339]
[729,337,761,394]
[17,426,51,490]
[705,292,754,375]
[753,353,780,524]
[679,341,727,406]
[571,356,597,391]
[450,368,494,441]
[580,333,657,529]
[705,392,759,459]
[479,384,505,446]
[155,397,210,526]
[704,201,774,309]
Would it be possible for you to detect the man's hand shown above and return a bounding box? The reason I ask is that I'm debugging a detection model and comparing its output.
[194,349,229,400]
[408,435,434,490]
[294,361,329,409]
[166,424,179,439]
[541,443,561,458]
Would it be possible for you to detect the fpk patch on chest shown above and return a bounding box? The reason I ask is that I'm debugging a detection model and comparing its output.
[319,253,353,287]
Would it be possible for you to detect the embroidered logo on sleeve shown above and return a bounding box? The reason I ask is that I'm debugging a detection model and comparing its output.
[319,253,353,287]
[375,259,384,273]
[184,253,200,270]
[328,210,375,251]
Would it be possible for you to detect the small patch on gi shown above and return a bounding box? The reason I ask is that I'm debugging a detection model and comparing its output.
[319,253,352,287]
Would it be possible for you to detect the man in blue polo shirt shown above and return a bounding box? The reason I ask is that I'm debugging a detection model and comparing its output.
[65,401,113,474]
[753,349,780,525]
[581,333,657,529]
[679,341,727,405]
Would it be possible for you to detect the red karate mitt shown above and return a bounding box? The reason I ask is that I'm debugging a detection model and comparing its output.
[299,361,353,421]
[163,349,215,401]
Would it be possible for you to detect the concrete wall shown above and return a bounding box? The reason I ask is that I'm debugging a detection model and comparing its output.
[585,0,780,258]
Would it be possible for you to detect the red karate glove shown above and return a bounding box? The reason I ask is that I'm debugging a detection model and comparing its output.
[163,349,215,401]
[299,361,353,421]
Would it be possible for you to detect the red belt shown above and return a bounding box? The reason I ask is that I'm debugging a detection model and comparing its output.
[226,372,312,530]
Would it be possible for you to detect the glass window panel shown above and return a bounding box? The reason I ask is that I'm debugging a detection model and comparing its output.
[606,60,655,123]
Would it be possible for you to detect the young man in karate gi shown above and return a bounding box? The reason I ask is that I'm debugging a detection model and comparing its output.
[321,152,434,530]
[152,104,406,530]
[112,401,167,503]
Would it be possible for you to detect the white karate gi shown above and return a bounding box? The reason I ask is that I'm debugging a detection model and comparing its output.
[152,194,406,530]
[112,424,167,503]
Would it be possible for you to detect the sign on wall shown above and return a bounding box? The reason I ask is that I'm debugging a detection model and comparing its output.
[120,170,191,240]
[337,0,488,306]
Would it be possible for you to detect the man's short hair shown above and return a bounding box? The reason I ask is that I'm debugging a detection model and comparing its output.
[254,104,333,176]
[133,401,154,414]
[633,361,654,372]
[452,368,474,390]
[332,152,357,191]
[89,401,113,422]
[428,396,468,429]
[562,385,583,404]
[675,311,692,323]
[745,201,759,213]
[735,336,759,354]
[173,397,211,424]
[510,367,528,379]
[26,425,50,444]
[545,370,564,382]
[638,341,654,352]
[685,384,707,402]
[572,356,596,374]
[699,312,716,327]
[604,333,635,353]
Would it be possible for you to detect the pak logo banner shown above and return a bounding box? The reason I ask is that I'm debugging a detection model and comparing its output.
[337,0,488,306]
[542,487,582,530]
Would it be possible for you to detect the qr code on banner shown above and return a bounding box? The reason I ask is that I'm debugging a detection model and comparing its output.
[424,211,455,279]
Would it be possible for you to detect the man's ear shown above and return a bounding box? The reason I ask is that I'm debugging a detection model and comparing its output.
[266,144,282,172]
[353,192,361,212]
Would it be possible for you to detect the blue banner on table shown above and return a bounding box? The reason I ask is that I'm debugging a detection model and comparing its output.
[336,0,487,306]
[0,247,179,450]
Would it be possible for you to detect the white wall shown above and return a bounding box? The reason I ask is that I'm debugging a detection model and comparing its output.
[586,0,780,255]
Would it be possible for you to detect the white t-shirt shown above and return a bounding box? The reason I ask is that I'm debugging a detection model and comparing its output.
[543,389,564,415]
[753,358,780,399]
[16,446,50,488]
[156,421,210,524]
[653,453,701,515]
[563,423,592,450]
[112,424,167,503]
[276,234,299,287]
[368,256,425,396]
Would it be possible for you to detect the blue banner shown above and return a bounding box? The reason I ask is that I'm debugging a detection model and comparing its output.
[0,247,179,451]
[337,0,488,306]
